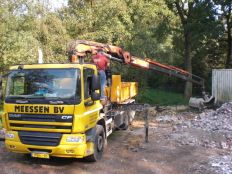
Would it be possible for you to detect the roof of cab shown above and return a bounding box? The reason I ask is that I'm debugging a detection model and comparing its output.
[9,63,96,70]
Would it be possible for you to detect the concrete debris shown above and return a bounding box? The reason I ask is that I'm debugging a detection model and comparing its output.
[192,102,232,133]
[190,102,232,149]
[190,155,232,174]
[170,128,229,149]
[155,115,178,124]
[164,103,231,150]
[210,155,232,174]
[147,103,232,174]
[156,110,176,117]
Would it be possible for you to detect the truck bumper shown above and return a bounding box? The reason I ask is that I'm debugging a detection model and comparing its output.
[5,131,94,158]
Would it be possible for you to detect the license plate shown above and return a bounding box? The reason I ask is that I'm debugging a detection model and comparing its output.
[31,152,50,159]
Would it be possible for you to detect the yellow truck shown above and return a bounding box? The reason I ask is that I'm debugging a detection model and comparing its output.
[0,62,138,161]
[0,40,213,161]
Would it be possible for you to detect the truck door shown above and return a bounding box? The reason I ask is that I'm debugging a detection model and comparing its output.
[83,68,101,129]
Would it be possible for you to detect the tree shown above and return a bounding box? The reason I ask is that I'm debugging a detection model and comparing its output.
[0,0,39,73]
[0,0,225,100]
[63,0,178,88]
[166,0,218,98]
[0,0,69,73]
[214,0,232,68]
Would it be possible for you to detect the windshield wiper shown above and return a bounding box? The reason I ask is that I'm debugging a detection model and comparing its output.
[45,97,64,104]
[7,96,29,103]
[8,96,29,99]
[49,100,64,104]
[48,96,80,105]
[16,99,29,104]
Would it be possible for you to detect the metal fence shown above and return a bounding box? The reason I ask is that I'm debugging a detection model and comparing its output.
[212,69,232,104]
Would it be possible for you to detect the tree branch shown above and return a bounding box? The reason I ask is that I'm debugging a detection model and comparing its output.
[175,0,186,26]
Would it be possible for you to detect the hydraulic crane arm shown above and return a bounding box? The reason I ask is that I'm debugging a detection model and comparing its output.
[129,56,204,87]
[68,40,215,109]
[68,40,205,89]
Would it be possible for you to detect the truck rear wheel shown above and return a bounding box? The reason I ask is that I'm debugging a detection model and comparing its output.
[119,112,129,130]
[85,125,105,162]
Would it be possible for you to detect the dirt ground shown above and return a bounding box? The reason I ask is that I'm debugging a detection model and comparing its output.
[0,107,231,174]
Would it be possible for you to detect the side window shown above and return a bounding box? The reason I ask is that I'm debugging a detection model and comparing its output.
[11,76,25,95]
[83,68,94,99]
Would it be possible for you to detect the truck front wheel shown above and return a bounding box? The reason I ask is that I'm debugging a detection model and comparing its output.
[85,125,105,162]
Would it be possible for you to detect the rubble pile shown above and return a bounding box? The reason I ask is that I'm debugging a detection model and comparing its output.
[168,103,232,150]
[170,128,229,149]
[192,102,232,133]
[190,102,232,149]
[209,155,232,174]
[190,155,232,174]
[155,115,178,124]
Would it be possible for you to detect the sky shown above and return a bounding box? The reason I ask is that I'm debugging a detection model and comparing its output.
[49,0,68,10]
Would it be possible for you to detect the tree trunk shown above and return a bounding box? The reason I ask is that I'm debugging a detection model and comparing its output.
[184,32,192,99]
[225,5,232,68]
[174,1,193,98]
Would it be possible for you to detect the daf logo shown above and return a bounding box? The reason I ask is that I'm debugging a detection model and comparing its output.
[9,114,21,118]
[61,116,72,120]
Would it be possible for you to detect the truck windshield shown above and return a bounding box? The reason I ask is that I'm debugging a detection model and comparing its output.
[5,68,80,104]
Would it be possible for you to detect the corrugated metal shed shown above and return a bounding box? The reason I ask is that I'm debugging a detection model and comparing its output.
[212,69,232,103]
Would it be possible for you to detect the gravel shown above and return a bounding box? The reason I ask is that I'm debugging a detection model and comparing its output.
[153,103,232,173]
[209,155,232,174]
[156,102,232,150]
[192,102,232,133]
[190,102,232,149]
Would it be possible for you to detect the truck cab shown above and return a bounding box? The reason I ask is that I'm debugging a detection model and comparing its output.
[1,63,138,161]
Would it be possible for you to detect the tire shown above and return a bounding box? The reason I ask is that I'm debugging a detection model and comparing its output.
[85,125,105,162]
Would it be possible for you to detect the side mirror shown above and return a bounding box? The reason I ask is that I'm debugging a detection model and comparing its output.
[91,92,100,101]
[91,74,100,91]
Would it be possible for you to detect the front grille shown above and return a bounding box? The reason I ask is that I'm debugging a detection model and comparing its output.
[8,113,73,122]
[10,123,72,129]
[19,131,62,146]
[8,113,73,133]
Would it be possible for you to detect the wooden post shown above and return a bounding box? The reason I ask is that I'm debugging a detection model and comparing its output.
[145,109,149,143]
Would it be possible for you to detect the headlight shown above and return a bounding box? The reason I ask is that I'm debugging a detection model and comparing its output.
[5,132,15,139]
[66,136,84,143]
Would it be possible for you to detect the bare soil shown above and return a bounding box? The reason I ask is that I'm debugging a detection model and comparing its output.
[0,107,231,174]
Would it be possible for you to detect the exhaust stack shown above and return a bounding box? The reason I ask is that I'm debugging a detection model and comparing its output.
[38,48,43,64]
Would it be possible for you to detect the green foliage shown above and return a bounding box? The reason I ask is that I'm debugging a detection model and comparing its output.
[213,0,232,68]
[63,0,133,44]
[36,13,70,63]
[0,0,39,71]
[0,0,69,72]
[165,0,224,95]
[0,0,230,100]
[136,88,188,105]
